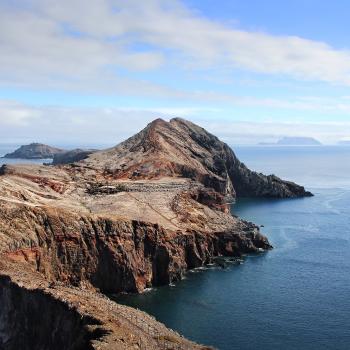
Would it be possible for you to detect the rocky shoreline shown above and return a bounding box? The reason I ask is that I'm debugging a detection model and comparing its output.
[0,118,312,349]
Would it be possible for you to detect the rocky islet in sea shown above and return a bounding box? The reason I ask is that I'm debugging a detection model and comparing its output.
[3,143,65,159]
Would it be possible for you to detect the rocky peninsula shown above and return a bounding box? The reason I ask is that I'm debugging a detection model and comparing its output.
[0,118,312,349]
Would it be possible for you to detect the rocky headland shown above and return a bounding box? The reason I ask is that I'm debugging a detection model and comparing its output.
[0,118,312,349]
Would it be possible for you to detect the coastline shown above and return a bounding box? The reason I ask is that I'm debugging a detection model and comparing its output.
[0,120,312,349]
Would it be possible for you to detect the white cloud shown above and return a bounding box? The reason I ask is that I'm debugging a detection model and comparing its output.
[1,0,350,146]
[1,100,350,145]
[0,100,219,145]
[0,100,41,126]
[1,0,350,96]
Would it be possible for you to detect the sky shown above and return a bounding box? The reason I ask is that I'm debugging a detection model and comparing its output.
[1,0,350,146]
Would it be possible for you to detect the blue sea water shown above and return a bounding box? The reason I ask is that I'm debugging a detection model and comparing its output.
[116,146,350,350]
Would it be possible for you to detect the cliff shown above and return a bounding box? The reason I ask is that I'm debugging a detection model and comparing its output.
[0,261,205,350]
[0,201,270,294]
[0,163,265,349]
[0,118,312,349]
[3,143,64,159]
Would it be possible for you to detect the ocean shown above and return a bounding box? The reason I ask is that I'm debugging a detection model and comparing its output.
[115,145,350,350]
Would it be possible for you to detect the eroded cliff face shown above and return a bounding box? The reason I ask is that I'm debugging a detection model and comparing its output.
[0,263,205,350]
[1,203,270,294]
[0,197,257,349]
[0,276,97,350]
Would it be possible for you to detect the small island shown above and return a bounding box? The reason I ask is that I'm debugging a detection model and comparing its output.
[259,136,322,146]
[338,140,350,145]
[3,143,64,159]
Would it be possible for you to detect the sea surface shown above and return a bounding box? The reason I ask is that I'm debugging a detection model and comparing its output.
[115,146,350,350]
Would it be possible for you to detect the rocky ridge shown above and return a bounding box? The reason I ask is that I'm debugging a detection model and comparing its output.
[0,118,312,349]
[84,118,312,198]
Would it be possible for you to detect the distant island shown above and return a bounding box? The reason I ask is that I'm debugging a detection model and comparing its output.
[3,143,97,163]
[259,136,322,146]
[3,143,64,159]
[338,140,350,145]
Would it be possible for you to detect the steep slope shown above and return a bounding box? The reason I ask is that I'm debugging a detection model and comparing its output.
[83,118,312,198]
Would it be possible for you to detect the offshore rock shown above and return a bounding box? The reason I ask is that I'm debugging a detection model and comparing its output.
[3,143,64,159]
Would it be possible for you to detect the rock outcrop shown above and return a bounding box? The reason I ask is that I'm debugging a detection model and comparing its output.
[52,148,97,165]
[3,143,64,159]
[0,118,312,349]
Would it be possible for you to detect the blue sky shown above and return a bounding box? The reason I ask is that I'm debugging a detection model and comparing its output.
[188,0,350,47]
[1,0,350,145]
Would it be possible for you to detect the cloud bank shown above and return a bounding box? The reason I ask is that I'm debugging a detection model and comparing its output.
[1,1,350,145]
[1,0,350,96]
[1,100,350,146]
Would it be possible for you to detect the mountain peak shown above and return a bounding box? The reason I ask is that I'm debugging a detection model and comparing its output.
[82,118,312,199]
[147,117,168,129]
